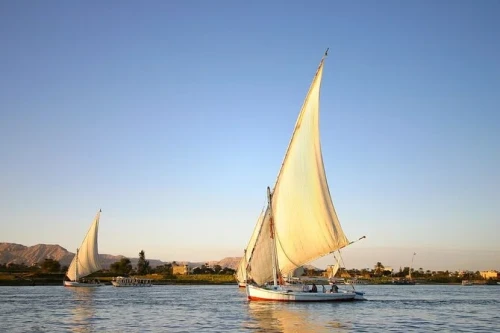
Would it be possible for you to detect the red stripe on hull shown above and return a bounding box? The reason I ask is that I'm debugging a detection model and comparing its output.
[247,296,355,302]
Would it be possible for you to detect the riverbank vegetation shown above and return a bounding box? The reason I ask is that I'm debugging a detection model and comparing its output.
[0,250,237,286]
[1,256,497,286]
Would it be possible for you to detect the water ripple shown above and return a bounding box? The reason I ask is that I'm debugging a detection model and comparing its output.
[0,284,499,332]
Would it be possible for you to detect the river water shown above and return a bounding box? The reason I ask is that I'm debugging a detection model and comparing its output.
[1,284,499,332]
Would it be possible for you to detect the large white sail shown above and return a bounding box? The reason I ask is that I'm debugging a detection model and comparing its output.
[66,210,102,281]
[247,55,350,285]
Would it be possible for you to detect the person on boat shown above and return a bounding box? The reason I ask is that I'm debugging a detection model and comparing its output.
[330,284,339,293]
[310,283,317,293]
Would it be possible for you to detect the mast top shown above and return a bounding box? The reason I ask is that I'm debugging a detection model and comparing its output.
[325,48,329,57]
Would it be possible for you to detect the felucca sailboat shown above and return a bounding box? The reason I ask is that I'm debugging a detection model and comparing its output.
[64,210,103,287]
[244,50,365,302]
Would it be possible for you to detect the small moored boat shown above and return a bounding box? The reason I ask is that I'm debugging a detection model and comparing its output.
[111,276,153,287]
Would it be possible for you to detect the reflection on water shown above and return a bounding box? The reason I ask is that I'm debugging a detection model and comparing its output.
[68,288,97,333]
[0,285,499,332]
[244,301,351,333]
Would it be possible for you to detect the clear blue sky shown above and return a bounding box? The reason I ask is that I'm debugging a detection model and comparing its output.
[1,1,498,271]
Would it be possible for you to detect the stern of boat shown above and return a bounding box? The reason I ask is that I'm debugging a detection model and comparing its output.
[353,291,366,301]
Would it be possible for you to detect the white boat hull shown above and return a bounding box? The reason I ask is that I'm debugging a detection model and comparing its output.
[111,281,152,287]
[63,281,103,288]
[247,284,365,302]
[111,276,152,287]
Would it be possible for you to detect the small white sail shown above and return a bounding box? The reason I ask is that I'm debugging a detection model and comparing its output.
[246,208,274,285]
[247,55,350,286]
[66,210,102,281]
[236,207,267,283]
[235,260,246,284]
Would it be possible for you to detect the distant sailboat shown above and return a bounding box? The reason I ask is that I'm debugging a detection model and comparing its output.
[327,254,346,284]
[244,50,365,302]
[409,252,416,282]
[236,207,267,287]
[392,252,416,285]
[64,210,103,287]
[236,258,248,288]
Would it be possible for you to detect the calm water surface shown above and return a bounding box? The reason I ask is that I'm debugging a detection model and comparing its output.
[1,284,499,332]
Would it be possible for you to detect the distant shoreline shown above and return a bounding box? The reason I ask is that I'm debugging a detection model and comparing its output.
[2,271,497,287]
[0,273,237,286]
[2,281,497,287]
[0,281,238,286]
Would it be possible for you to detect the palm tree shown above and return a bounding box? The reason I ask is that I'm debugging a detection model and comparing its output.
[374,262,385,275]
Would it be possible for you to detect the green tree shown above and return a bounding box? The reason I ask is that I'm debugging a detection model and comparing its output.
[213,265,222,274]
[137,250,151,275]
[382,269,392,277]
[153,264,172,275]
[6,262,29,272]
[221,267,236,275]
[110,258,133,275]
[40,259,61,273]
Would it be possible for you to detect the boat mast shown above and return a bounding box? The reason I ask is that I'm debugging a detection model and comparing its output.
[243,249,247,282]
[267,186,280,286]
[409,252,416,279]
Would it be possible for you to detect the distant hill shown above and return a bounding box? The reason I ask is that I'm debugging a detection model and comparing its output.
[208,257,241,270]
[0,242,242,270]
[0,243,75,267]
